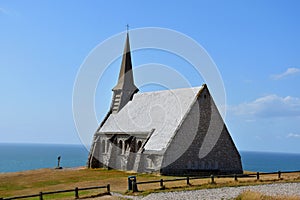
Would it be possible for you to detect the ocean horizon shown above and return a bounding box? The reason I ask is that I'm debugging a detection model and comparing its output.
[0,143,89,173]
[1,143,300,173]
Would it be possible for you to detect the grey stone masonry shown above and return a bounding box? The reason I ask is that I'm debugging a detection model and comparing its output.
[87,33,243,175]
[88,85,243,175]
[161,86,242,175]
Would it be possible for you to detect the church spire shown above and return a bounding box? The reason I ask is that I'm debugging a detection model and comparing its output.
[113,32,137,91]
[111,32,138,113]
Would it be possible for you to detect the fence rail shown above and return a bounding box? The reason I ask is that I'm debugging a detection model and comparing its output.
[1,184,110,200]
[131,170,300,192]
[2,169,300,198]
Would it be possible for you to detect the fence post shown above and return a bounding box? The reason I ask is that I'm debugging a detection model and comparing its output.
[210,175,215,184]
[187,176,190,185]
[256,172,260,180]
[107,184,110,193]
[234,174,238,181]
[278,171,281,179]
[132,180,138,192]
[39,192,43,200]
[160,179,164,188]
[75,187,79,199]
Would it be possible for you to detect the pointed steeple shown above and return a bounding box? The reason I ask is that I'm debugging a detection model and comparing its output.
[111,32,138,113]
[113,33,138,92]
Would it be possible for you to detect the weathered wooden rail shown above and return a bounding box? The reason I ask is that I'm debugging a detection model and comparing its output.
[2,170,300,198]
[0,184,110,200]
[130,170,300,192]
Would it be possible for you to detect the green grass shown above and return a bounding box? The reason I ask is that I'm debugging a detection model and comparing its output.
[21,190,101,200]
[0,167,162,198]
[1,168,300,199]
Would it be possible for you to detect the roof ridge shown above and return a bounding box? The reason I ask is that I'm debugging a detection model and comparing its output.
[137,86,203,95]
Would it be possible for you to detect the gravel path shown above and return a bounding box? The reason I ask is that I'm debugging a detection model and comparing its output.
[106,182,300,200]
[141,183,300,200]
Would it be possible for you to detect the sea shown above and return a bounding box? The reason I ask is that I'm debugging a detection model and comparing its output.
[0,143,300,173]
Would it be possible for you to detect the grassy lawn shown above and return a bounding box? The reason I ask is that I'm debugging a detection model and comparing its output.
[0,168,300,199]
[0,167,169,198]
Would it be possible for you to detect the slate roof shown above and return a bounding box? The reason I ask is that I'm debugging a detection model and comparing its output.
[99,86,204,151]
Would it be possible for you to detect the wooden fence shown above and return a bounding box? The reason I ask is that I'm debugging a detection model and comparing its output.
[0,184,110,200]
[131,170,300,192]
[2,170,300,199]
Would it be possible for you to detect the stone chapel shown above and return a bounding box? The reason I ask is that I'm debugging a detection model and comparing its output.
[87,33,243,175]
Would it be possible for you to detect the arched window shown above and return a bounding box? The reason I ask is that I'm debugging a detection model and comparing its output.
[118,140,123,155]
[125,141,129,151]
[137,141,142,151]
[101,140,106,153]
[131,141,136,152]
[106,141,110,153]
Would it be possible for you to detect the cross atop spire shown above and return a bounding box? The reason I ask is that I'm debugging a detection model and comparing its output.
[126,24,129,33]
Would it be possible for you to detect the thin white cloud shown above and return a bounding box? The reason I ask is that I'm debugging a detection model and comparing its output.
[229,94,300,118]
[271,67,300,80]
[287,133,300,139]
[255,136,262,140]
[0,7,9,15]
[0,7,19,16]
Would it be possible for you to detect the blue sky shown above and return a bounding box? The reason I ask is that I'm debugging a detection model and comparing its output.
[0,1,300,153]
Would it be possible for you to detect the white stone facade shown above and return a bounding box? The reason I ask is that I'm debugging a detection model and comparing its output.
[87,33,242,175]
[88,85,243,175]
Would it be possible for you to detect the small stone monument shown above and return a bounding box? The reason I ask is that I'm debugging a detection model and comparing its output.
[55,155,63,169]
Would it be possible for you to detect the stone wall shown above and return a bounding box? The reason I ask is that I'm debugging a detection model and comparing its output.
[88,86,243,175]
[161,87,243,175]
[89,132,150,171]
